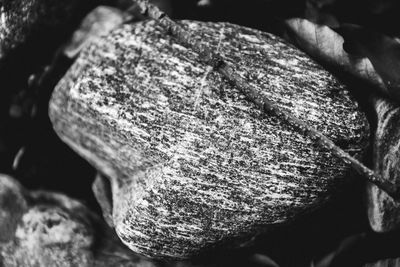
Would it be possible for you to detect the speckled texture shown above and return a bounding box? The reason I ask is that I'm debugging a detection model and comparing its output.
[0,174,159,267]
[49,20,369,259]
[367,98,400,232]
[0,0,97,58]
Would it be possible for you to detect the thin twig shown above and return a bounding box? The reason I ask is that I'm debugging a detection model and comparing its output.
[131,0,400,200]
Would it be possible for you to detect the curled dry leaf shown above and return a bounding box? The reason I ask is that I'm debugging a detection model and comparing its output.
[367,98,400,232]
[304,0,339,28]
[283,18,392,100]
[337,24,400,100]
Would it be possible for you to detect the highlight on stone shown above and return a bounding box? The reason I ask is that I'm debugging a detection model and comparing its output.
[49,20,368,259]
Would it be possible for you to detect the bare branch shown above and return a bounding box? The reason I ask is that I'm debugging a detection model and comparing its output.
[131,0,400,200]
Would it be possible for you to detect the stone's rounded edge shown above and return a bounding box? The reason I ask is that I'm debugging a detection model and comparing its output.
[48,20,370,259]
[48,37,92,145]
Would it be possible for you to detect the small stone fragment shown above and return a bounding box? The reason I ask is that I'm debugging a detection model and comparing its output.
[0,174,158,267]
[367,98,400,232]
[63,6,129,59]
[49,20,369,259]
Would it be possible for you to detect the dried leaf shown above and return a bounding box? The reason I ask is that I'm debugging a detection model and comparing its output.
[367,97,400,232]
[283,18,388,98]
[304,0,339,28]
[337,24,400,100]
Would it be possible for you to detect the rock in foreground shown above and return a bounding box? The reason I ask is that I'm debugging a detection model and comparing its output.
[49,20,369,259]
[0,174,157,267]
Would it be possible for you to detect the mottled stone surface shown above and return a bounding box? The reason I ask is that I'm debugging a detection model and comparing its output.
[0,0,97,58]
[0,174,158,267]
[367,98,400,232]
[49,20,369,259]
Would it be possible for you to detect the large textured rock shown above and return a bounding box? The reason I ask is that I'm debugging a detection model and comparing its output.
[367,98,400,232]
[0,174,158,267]
[0,0,97,58]
[49,20,369,259]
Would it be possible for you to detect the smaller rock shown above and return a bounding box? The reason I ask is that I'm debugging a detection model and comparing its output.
[63,6,129,59]
[0,174,158,267]
[367,98,400,232]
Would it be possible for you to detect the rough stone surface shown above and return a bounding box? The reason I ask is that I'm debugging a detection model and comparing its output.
[367,98,400,232]
[0,0,97,58]
[0,174,159,267]
[49,20,369,259]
